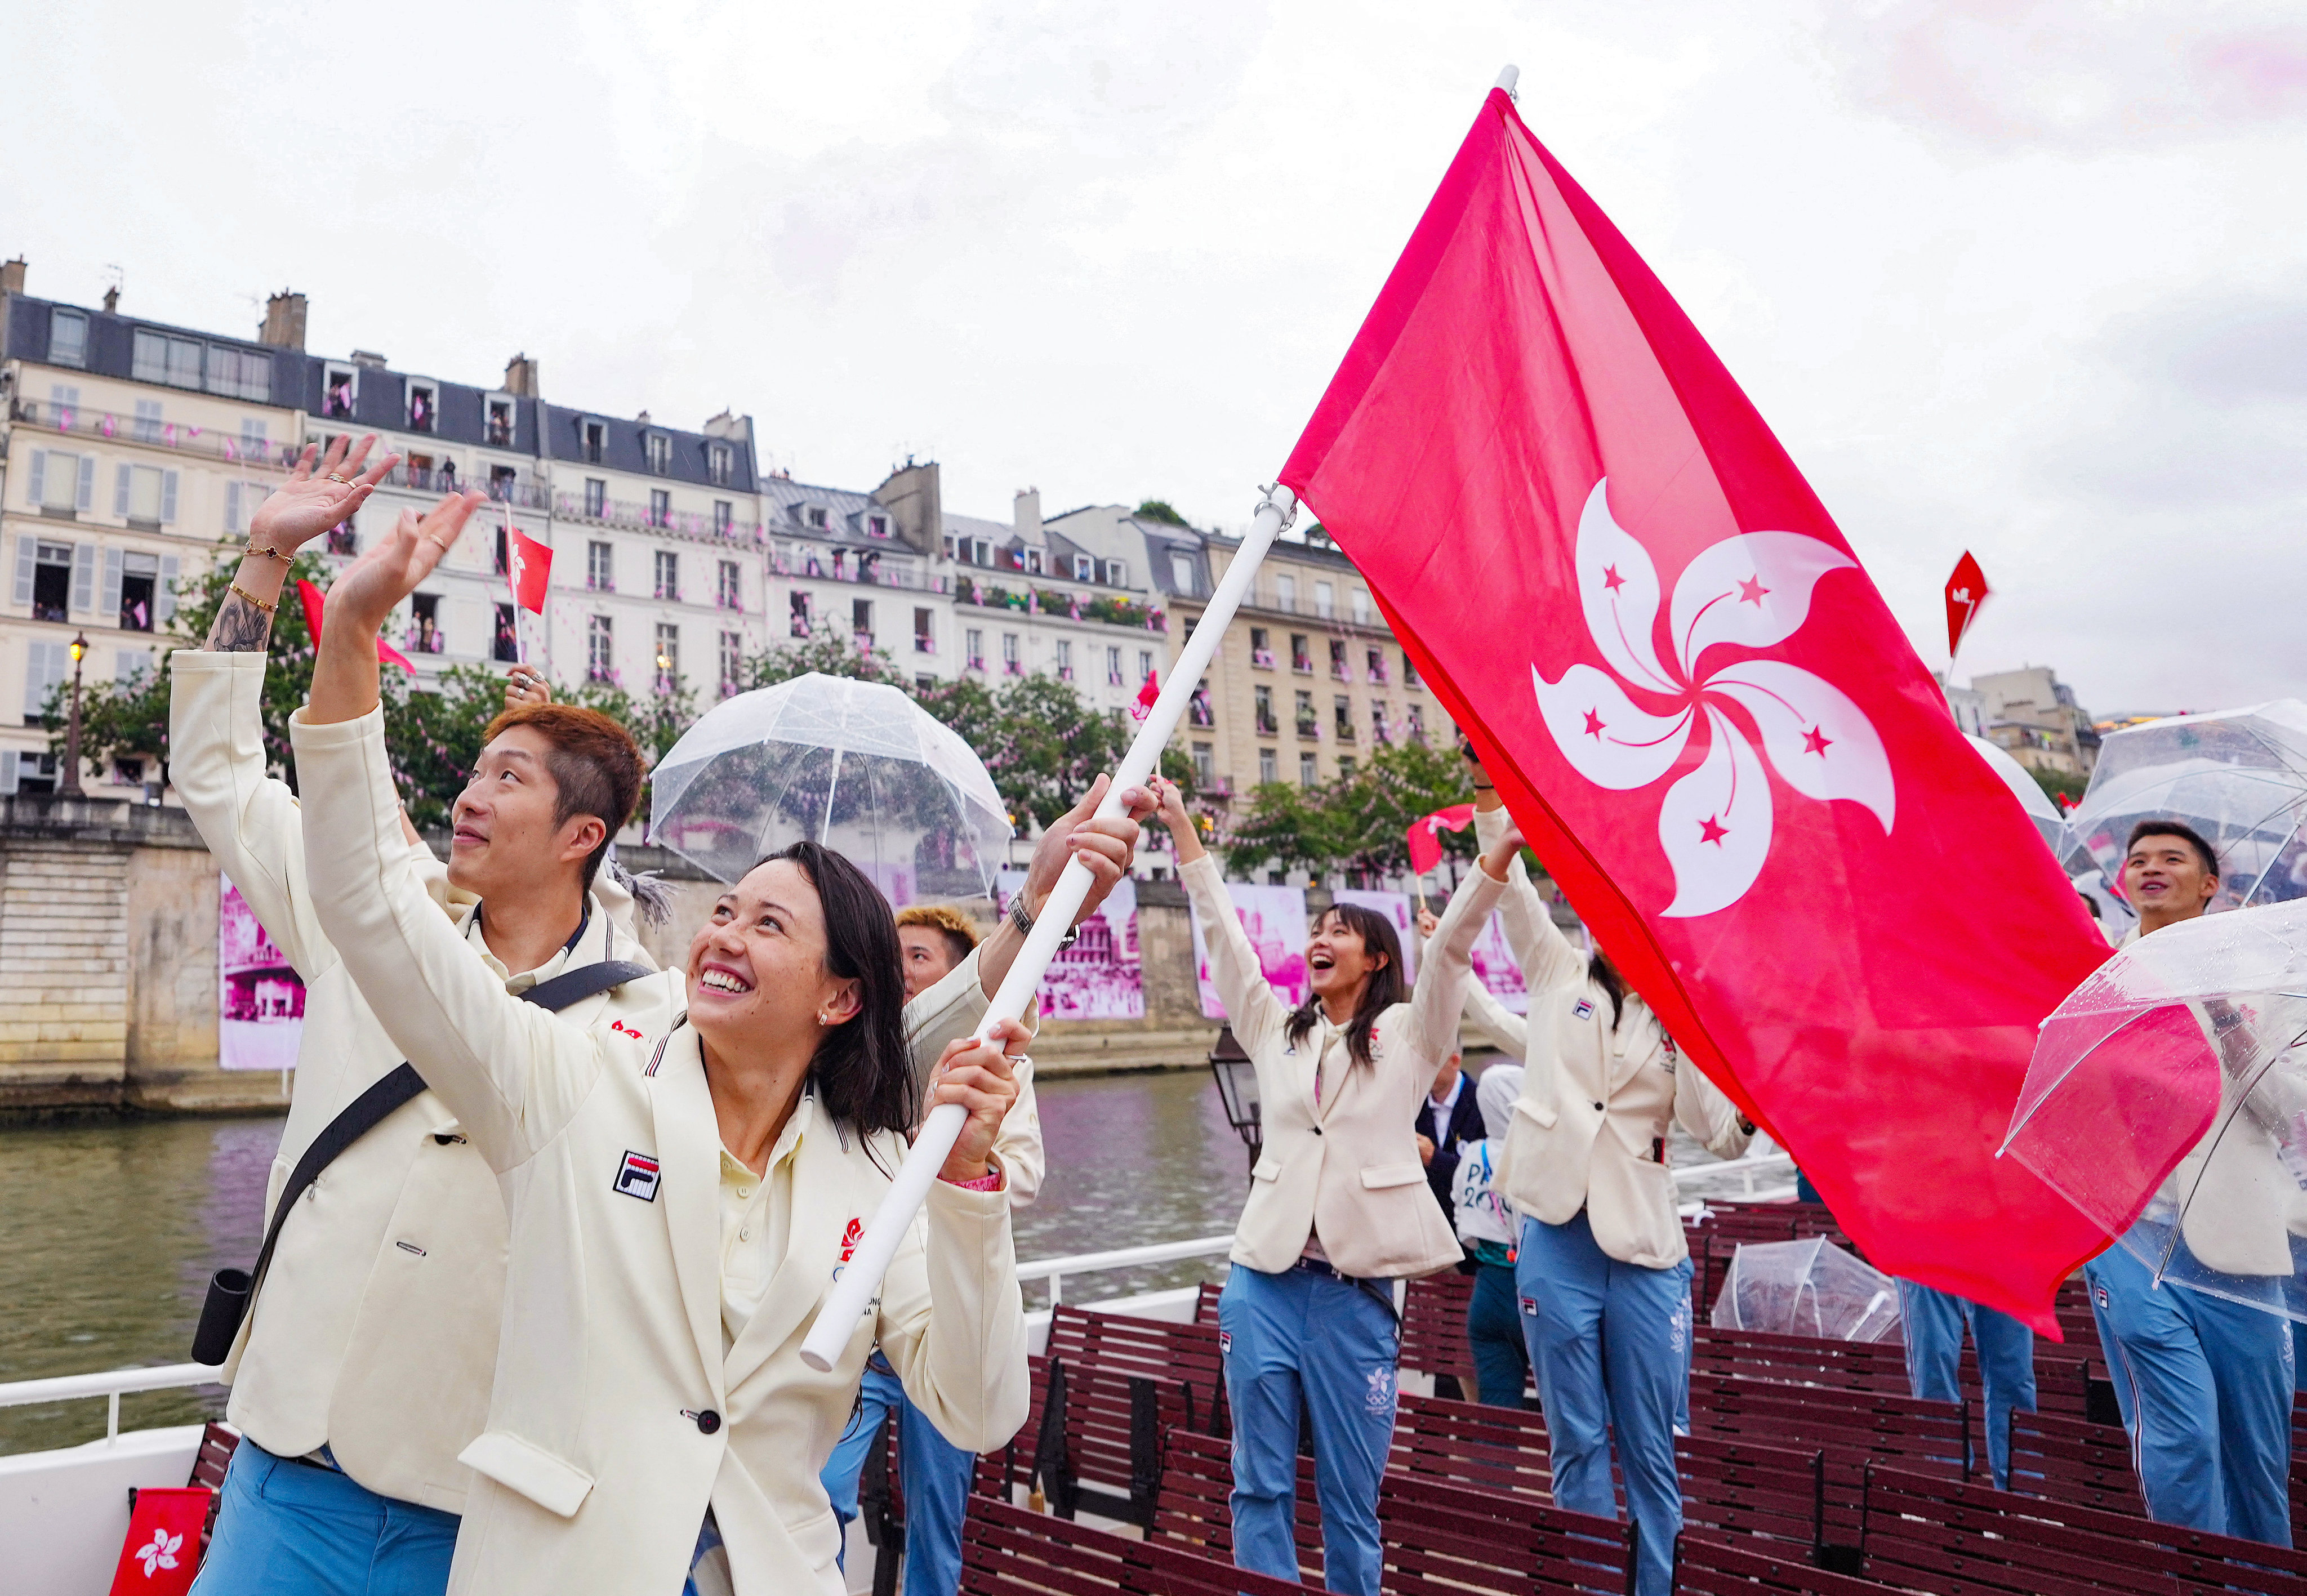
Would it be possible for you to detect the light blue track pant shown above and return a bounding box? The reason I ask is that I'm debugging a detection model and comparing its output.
[819,1360,977,1596]
[1218,1264,1401,1596]
[1896,1281,2037,1490]
[191,1441,457,1596]
[1516,1211,1690,1596]
[2085,1244,2295,1546]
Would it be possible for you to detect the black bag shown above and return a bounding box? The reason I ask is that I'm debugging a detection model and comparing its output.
[190,959,651,1365]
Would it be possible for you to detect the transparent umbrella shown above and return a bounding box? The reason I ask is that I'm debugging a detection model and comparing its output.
[1709,1237,1902,1342]
[2003,897,2307,1323]
[648,672,1011,902]
[1967,733,2066,857]
[2060,702,2307,942]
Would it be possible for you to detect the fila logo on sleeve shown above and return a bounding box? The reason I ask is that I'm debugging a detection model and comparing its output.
[1573,998,1596,1021]
[615,1151,661,1202]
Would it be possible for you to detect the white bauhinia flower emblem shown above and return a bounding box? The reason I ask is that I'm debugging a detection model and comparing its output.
[135,1526,183,1577]
[1533,479,1895,917]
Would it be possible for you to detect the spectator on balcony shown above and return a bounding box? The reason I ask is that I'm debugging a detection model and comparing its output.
[439,458,457,491]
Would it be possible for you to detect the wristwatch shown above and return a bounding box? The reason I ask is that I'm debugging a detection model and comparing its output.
[1009,893,1079,951]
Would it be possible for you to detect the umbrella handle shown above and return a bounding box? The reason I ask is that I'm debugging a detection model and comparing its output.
[801,483,1300,1372]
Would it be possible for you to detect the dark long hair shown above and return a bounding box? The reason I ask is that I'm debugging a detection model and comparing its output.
[1589,950,1627,1029]
[1283,903,1405,1069]
[754,841,914,1140]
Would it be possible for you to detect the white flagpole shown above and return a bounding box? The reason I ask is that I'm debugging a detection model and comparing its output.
[800,483,1299,1370]
[502,503,527,668]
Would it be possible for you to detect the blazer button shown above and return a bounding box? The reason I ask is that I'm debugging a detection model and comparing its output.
[1310,1126,1323,1136]
[1592,1102,1605,1112]
[694,1409,722,1435]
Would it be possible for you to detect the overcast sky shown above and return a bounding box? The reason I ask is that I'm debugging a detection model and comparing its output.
[5,0,2301,713]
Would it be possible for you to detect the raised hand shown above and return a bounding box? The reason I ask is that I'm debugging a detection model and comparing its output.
[932,1018,1030,1182]
[503,667,553,710]
[326,490,487,632]
[248,434,398,555]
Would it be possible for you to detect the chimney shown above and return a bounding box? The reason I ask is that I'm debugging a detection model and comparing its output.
[0,258,24,297]
[1014,487,1042,540]
[350,349,389,369]
[504,353,539,396]
[261,289,308,349]
[703,409,752,444]
[102,285,119,314]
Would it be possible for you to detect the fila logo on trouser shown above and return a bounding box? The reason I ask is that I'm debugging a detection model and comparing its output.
[615,1151,661,1201]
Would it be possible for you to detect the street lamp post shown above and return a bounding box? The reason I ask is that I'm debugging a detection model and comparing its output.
[59,631,88,797]
[1208,1024,1262,1176]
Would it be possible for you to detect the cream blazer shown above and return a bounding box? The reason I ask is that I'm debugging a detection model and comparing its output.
[1476,808,1751,1269]
[1187,855,1504,1280]
[170,650,677,1509]
[292,706,1028,1596]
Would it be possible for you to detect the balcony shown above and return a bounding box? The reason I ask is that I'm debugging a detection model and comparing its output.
[1291,654,1314,674]
[1296,717,1320,740]
[1188,697,1216,729]
[555,490,763,547]
[11,398,300,470]
[1334,720,1357,742]
[1252,648,1275,668]
[1255,714,1280,737]
[775,552,951,594]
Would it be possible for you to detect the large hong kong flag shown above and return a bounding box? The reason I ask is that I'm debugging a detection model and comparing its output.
[1279,88,2112,1326]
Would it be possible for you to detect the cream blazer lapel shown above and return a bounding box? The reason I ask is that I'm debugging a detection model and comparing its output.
[721,1108,852,1394]
[1306,1019,1344,1126]
[647,1027,727,1402]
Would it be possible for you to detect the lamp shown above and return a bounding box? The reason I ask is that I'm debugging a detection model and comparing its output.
[59,631,88,797]
[1208,1024,1261,1174]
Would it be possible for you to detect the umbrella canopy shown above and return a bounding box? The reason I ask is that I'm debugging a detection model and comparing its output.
[2003,896,2307,1322]
[2060,703,2307,938]
[648,672,1010,902]
[1967,733,2066,856]
[1709,1236,1902,1342]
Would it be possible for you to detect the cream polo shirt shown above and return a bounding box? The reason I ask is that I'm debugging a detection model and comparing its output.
[718,1099,810,1350]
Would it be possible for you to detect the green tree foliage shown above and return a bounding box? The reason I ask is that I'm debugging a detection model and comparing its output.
[2030,765,2087,808]
[1133,500,1188,527]
[1220,741,1475,880]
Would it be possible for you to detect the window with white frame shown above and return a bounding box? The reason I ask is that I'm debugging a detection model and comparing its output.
[407,382,437,433]
[719,630,743,697]
[1259,747,1277,784]
[206,344,271,401]
[706,443,731,485]
[646,434,671,475]
[1351,588,1371,625]
[1001,632,1021,675]
[718,560,741,610]
[239,417,268,461]
[714,500,733,537]
[1192,742,1215,787]
[1073,554,1092,581]
[23,640,69,723]
[1026,550,1044,575]
[323,365,357,418]
[852,599,872,645]
[1169,551,1194,592]
[131,330,203,389]
[582,421,607,463]
[1054,639,1072,680]
[1106,645,1123,685]
[654,623,680,689]
[28,450,93,515]
[790,591,813,639]
[865,512,890,538]
[649,489,671,528]
[587,541,613,591]
[584,478,607,518]
[1315,580,1335,618]
[1138,649,1153,681]
[49,309,88,367]
[654,549,679,601]
[1276,572,1297,611]
[807,506,830,529]
[487,399,515,446]
[966,628,984,670]
[587,614,614,681]
[914,607,935,654]
[225,482,270,534]
[114,464,179,527]
[108,549,163,632]
[133,400,162,443]
[19,540,75,622]
[1105,558,1126,589]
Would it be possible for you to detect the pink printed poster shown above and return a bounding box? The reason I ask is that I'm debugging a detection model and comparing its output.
[1191,881,1310,1020]
[996,870,1144,1020]
[219,875,304,1069]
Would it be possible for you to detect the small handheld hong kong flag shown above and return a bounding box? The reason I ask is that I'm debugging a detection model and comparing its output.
[108,1486,210,1594]
[296,579,415,673]
[1405,803,1476,878]
[506,520,553,614]
[1944,551,1989,661]
[1130,670,1160,721]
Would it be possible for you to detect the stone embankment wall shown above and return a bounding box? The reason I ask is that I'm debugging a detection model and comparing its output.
[0,797,1251,1116]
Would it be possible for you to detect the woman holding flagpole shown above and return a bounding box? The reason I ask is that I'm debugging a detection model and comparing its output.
[1150,776,1504,1596]
[1468,781,1753,1596]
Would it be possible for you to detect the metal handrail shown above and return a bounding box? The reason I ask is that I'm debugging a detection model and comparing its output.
[0,1150,1803,1438]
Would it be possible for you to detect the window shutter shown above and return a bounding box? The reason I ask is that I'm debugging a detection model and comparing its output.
[12,536,35,606]
[225,482,242,533]
[23,642,55,717]
[71,544,95,613]
[101,547,123,621]
[76,455,95,511]
[158,555,180,625]
[114,463,132,516]
[27,450,45,507]
[162,471,179,523]
[0,749,15,796]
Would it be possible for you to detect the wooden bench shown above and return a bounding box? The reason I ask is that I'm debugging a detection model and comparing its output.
[2004,1408,2144,1517]
[962,1495,1316,1596]
[1859,1463,2307,1596]
[1671,1528,1906,1596]
[1400,1271,1480,1401]
[1028,1305,1231,1530]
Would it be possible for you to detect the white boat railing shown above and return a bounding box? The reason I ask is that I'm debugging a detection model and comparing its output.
[0,1148,1802,1442]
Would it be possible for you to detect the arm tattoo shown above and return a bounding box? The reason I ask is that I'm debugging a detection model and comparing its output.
[205,591,276,653]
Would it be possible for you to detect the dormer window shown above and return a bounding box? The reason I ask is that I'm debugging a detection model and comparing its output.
[487,398,514,447]
[706,443,731,485]
[48,309,87,368]
[1073,554,1092,581]
[1026,550,1044,575]
[1106,559,1126,589]
[645,434,671,475]
[582,420,606,463]
[323,365,357,419]
[408,382,437,434]
[807,506,829,529]
[866,513,890,538]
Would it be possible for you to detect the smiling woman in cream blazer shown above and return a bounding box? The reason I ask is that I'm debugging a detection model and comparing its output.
[1151,777,1502,1596]
[283,509,1143,1596]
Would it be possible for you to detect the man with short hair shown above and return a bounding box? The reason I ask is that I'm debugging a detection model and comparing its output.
[821,902,1046,1596]
[2082,818,2294,1545]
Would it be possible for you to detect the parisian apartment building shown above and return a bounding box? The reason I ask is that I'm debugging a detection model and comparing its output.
[0,260,1445,835]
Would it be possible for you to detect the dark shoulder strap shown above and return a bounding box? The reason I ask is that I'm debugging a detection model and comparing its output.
[520,959,653,1013]
[247,1062,427,1295]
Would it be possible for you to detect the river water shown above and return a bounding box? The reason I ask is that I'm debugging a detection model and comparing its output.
[0,1070,1250,1456]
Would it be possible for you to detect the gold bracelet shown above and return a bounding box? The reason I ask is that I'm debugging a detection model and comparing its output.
[228,582,278,616]
[242,542,292,564]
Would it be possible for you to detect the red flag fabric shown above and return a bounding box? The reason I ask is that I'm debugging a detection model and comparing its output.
[1406,802,1476,877]
[1131,670,1160,721]
[108,1486,210,1594]
[507,525,553,614]
[1277,88,2110,1328]
[297,578,415,674]
[1944,551,1989,659]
